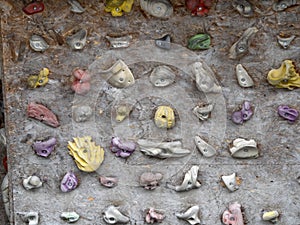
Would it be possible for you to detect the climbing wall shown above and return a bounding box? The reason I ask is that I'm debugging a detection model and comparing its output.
[0,0,299,224]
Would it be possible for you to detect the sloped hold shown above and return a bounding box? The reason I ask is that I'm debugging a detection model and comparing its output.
[149,65,175,87]
[66,29,87,50]
[138,139,190,159]
[236,64,254,87]
[267,60,300,90]
[176,205,201,225]
[191,62,221,93]
[194,135,216,157]
[230,138,258,159]
[104,60,135,88]
[155,34,171,49]
[29,35,49,52]
[103,206,129,224]
[229,27,258,59]
[140,0,173,18]
[27,102,60,128]
[277,35,295,49]
[221,173,239,192]
[68,136,105,172]
[168,165,201,192]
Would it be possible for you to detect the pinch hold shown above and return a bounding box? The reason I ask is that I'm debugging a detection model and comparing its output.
[168,165,201,192]
[193,103,214,121]
[33,137,56,157]
[110,136,136,158]
[229,27,258,59]
[145,208,165,223]
[103,205,130,224]
[277,105,299,122]
[231,101,253,125]
[176,205,201,225]
[138,139,190,159]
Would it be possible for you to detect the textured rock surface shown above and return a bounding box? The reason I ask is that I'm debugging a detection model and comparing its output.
[0,0,299,224]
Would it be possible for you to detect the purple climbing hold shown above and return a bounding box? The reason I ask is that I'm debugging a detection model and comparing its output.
[278,105,299,122]
[110,137,136,158]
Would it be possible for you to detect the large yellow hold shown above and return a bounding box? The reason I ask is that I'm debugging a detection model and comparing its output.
[267,60,300,90]
[68,136,104,172]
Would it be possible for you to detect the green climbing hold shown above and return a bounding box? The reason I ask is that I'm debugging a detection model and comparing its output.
[188,33,211,50]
